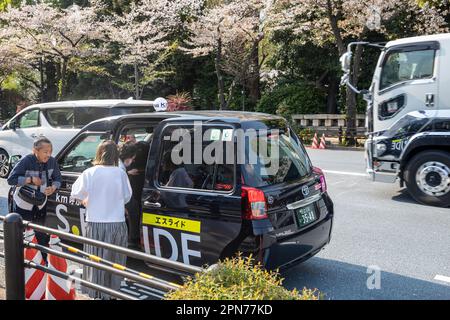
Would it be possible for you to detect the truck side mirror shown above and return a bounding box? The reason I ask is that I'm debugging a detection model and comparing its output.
[340,51,352,73]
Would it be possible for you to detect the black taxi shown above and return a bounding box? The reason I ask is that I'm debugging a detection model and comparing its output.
[12,111,334,270]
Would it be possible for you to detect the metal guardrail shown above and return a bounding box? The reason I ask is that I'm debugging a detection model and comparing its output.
[0,213,205,300]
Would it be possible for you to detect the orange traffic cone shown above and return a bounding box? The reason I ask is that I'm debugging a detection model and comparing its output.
[311,133,319,149]
[45,235,76,300]
[319,134,327,149]
[24,228,47,300]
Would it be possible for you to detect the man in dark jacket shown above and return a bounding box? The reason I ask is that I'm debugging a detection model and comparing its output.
[125,141,150,249]
[7,137,62,259]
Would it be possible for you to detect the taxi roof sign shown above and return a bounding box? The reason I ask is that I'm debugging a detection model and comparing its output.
[153,97,168,112]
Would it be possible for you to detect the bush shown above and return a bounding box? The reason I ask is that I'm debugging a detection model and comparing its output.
[165,255,321,300]
[257,82,326,118]
[297,127,315,145]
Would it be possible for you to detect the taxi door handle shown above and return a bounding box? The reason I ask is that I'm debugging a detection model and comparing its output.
[144,201,161,208]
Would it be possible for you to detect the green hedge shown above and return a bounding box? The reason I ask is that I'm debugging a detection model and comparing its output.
[165,255,321,300]
[256,82,326,118]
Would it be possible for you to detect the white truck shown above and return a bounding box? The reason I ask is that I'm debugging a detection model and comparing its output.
[340,33,450,207]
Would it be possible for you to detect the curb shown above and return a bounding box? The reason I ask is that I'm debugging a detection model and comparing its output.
[306,146,364,152]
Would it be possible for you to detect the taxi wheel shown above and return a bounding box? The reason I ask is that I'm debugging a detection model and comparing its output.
[0,149,10,178]
[404,150,450,208]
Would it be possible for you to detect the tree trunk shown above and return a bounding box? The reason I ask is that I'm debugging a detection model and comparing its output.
[39,57,44,103]
[215,37,226,110]
[327,0,345,56]
[247,46,260,106]
[326,76,339,114]
[345,39,366,145]
[326,0,359,145]
[134,62,140,99]
[225,78,237,110]
[58,57,68,101]
[345,87,357,145]
[44,59,57,103]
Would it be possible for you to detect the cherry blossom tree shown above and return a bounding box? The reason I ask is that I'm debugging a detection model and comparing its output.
[0,1,108,100]
[103,0,203,99]
[184,0,274,110]
[271,0,448,144]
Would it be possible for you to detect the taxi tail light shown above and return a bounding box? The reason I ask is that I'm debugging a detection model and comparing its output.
[313,166,327,193]
[241,186,268,220]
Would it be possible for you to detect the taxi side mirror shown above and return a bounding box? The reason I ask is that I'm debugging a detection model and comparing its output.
[10,120,17,131]
[9,155,21,170]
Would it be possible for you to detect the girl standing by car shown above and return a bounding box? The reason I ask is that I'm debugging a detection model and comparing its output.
[71,140,132,299]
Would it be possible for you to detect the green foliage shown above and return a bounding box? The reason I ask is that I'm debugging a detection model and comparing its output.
[1,74,20,91]
[0,0,21,11]
[296,127,315,145]
[165,254,321,300]
[257,82,326,118]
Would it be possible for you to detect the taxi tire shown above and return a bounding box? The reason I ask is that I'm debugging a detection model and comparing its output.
[404,150,450,208]
[0,149,10,179]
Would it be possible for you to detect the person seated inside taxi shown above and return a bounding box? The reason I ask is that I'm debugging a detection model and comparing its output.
[161,151,194,189]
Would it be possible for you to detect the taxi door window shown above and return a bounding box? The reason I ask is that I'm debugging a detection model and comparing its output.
[157,124,235,192]
[60,134,107,172]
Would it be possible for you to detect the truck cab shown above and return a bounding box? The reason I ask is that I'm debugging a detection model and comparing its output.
[341,33,450,207]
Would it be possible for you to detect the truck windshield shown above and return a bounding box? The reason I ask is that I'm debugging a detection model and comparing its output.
[242,130,311,187]
[380,49,435,90]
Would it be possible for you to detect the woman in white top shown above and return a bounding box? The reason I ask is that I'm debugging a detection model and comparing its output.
[71,140,132,299]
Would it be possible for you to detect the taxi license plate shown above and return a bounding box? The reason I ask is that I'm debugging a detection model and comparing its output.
[295,204,317,228]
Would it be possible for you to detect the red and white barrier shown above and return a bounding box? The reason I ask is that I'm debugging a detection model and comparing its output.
[319,134,327,149]
[46,235,76,300]
[311,133,319,149]
[24,228,47,300]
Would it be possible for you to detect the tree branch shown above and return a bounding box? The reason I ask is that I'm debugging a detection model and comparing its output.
[22,75,41,90]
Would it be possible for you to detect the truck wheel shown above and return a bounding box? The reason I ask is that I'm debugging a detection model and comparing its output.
[404,150,450,207]
[0,149,10,178]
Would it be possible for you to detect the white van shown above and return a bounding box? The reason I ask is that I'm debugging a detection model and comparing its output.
[0,99,160,178]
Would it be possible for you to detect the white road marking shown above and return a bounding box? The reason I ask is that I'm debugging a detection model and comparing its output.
[434,275,450,284]
[323,170,367,177]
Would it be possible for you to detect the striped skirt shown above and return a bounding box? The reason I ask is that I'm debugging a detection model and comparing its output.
[82,221,128,299]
